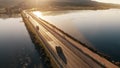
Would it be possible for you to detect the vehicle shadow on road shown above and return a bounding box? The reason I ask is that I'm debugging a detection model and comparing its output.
[56,46,67,64]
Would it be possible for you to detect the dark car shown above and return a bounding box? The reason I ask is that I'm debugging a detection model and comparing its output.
[56,46,63,54]
[56,46,67,64]
[36,26,39,30]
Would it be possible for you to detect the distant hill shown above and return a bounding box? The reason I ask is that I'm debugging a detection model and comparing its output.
[45,0,120,8]
[0,0,24,8]
[0,0,120,10]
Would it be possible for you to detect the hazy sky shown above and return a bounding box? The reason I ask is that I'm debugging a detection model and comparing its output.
[42,0,120,4]
[93,0,120,4]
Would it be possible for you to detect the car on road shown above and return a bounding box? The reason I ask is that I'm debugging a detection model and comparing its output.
[36,26,39,30]
[56,46,67,64]
[56,46,63,54]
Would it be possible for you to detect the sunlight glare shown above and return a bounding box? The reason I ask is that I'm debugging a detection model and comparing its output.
[92,0,120,4]
[33,11,43,18]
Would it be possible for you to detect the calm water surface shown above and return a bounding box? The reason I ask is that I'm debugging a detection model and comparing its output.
[0,17,44,68]
[39,9,120,61]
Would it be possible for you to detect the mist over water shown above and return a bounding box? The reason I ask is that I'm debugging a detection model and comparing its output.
[40,9,120,61]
